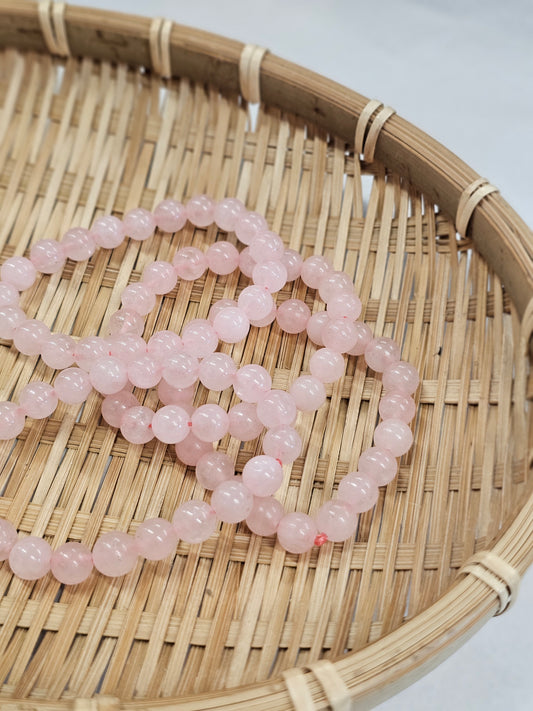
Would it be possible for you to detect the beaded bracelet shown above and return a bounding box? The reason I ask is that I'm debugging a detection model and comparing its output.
[0,196,419,584]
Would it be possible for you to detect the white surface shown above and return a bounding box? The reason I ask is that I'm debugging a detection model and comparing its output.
[68,0,533,708]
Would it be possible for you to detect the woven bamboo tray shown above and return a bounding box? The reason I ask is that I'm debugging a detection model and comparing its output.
[0,1,531,709]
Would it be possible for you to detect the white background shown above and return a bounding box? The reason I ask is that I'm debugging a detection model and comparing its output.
[67,1,532,708]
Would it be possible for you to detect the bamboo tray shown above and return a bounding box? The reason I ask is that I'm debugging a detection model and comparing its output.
[0,1,531,709]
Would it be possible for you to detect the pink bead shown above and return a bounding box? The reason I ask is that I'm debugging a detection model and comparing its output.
[141,260,178,294]
[327,293,362,321]
[256,390,297,428]
[227,402,264,440]
[182,319,218,358]
[277,512,317,554]
[151,404,190,444]
[198,352,237,391]
[0,305,26,339]
[276,299,311,333]
[121,283,157,316]
[191,404,229,442]
[153,199,187,232]
[252,260,288,293]
[248,231,284,263]
[233,364,272,403]
[322,318,359,354]
[195,451,235,490]
[263,425,302,464]
[0,402,25,439]
[29,239,66,274]
[318,270,354,302]
[173,247,207,280]
[157,380,195,406]
[54,368,92,404]
[123,207,155,241]
[107,333,146,363]
[92,531,138,577]
[309,348,345,383]
[13,319,51,356]
[135,518,178,560]
[306,311,329,346]
[175,433,212,466]
[238,285,275,321]
[214,197,246,231]
[212,306,250,343]
[9,536,52,580]
[337,472,379,513]
[127,354,161,389]
[289,375,326,412]
[382,361,420,395]
[162,352,199,389]
[346,322,373,356]
[300,255,331,289]
[61,227,96,261]
[74,336,109,370]
[242,455,283,496]
[379,392,416,422]
[0,519,18,561]
[101,390,139,427]
[249,305,277,328]
[235,211,268,245]
[108,309,144,336]
[186,195,215,227]
[211,476,254,523]
[89,356,129,395]
[120,406,154,444]
[246,497,284,536]
[315,499,358,542]
[91,215,125,248]
[1,256,37,290]
[172,500,217,543]
[280,248,303,282]
[238,247,256,277]
[206,241,240,275]
[364,337,401,372]
[51,542,93,584]
[147,330,183,362]
[18,382,58,418]
[358,446,398,486]
[207,299,238,325]
[0,281,20,306]
[374,418,413,457]
[41,334,76,369]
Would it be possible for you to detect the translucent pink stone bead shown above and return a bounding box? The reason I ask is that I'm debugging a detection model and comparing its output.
[212,306,250,343]
[214,197,246,231]
[151,404,190,444]
[191,404,229,442]
[198,352,237,391]
[276,299,311,333]
[309,348,345,383]
[379,392,416,423]
[235,211,268,245]
[41,333,76,369]
[374,418,413,457]
[246,497,284,536]
[277,512,317,554]
[61,227,96,261]
[346,322,373,356]
[101,390,139,427]
[175,433,212,466]
[263,425,302,464]
[248,231,284,263]
[322,318,359,354]
[141,260,178,294]
[249,305,277,328]
[206,241,240,275]
[280,248,303,282]
[382,361,420,395]
[242,455,283,497]
[135,518,178,560]
[92,531,138,577]
[13,319,51,356]
[173,247,208,280]
[358,446,398,486]
[108,309,144,336]
[147,330,183,362]
[318,270,354,302]
[289,375,326,412]
[107,333,146,363]
[0,305,26,339]
[315,499,358,542]
[123,207,155,241]
[29,239,66,274]
[9,536,52,580]
[207,298,238,325]
[157,380,195,406]
[186,194,215,227]
[233,364,272,403]
[300,255,331,289]
[120,406,154,444]
[337,472,379,513]
[0,402,25,439]
[74,336,109,371]
[1,256,37,290]
[211,476,254,523]
[306,311,329,346]
[89,356,129,395]
[153,199,187,232]
[0,281,19,306]
[127,354,161,389]
[51,542,93,584]
[364,337,401,372]
[182,319,218,358]
[252,260,288,293]
[256,390,297,428]
[172,500,217,543]
[121,283,157,316]
[238,285,275,321]
[162,352,199,389]
[54,368,92,404]
[0,519,18,561]
[227,402,264,441]
[91,215,125,248]
[18,382,58,419]
[327,293,362,321]
[238,247,256,277]
[195,451,235,490]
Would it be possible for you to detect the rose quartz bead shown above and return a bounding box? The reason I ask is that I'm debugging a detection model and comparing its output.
[263,425,302,464]
[186,195,216,227]
[300,255,331,289]
[227,402,264,440]
[338,472,379,513]
[0,305,26,339]
[173,247,207,281]
[211,476,254,523]
[238,246,256,278]
[249,231,284,263]
[89,356,128,395]
[246,497,284,536]
[206,241,240,275]
[0,402,25,439]
[0,519,18,561]
[147,330,183,362]
[101,390,139,427]
[9,536,52,580]
[1,256,37,290]
[315,499,358,542]
[364,337,401,372]
[276,299,311,334]
[107,333,146,363]
[382,361,420,395]
[233,364,272,403]
[327,293,362,321]
[358,446,398,486]
[182,319,218,358]
[172,500,217,543]
[196,451,235,490]
[121,283,156,316]
[242,455,283,497]
[61,227,96,261]
[235,211,268,245]
[135,518,178,560]
[289,375,326,412]
[18,382,58,418]
[120,406,154,444]
[191,404,229,442]
[153,199,187,232]
[318,270,354,302]
[29,239,66,274]
[92,531,138,577]
[249,305,277,328]
[252,260,288,293]
[13,319,51,356]
[198,352,237,391]
[280,248,303,282]
[256,390,297,428]
[141,260,178,294]
[212,306,250,344]
[322,318,359,354]
[123,207,155,241]
[379,392,416,423]
[151,404,190,444]
[374,418,413,457]
[207,298,238,325]
[74,336,109,370]
[91,215,125,248]
[108,309,144,336]
[309,348,345,383]
[162,352,199,389]
[41,334,76,369]
[157,380,195,406]
[127,354,161,389]
[238,285,275,321]
[54,368,92,404]
[346,322,373,356]
[0,281,19,306]
[174,433,212,466]
[51,542,93,584]
[214,197,246,231]
[277,512,317,554]
[306,311,329,346]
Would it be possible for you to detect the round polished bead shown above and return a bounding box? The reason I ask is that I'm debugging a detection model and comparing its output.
[120,406,155,444]
[212,306,250,344]
[135,518,178,560]
[186,194,216,227]
[89,356,129,395]
[300,255,331,289]
[18,382,58,419]
[280,248,303,281]
[9,536,52,580]
[172,500,217,543]
[153,199,187,232]
[364,337,401,372]
[121,283,157,316]
[198,352,237,391]
[51,542,93,584]
[157,380,195,406]
[374,418,413,457]
[101,390,139,428]
[256,390,297,428]
[346,321,373,356]
[315,500,358,542]
[322,318,359,353]
[382,361,420,395]
[92,531,138,577]
[182,319,218,358]
[195,451,235,490]
[91,215,125,248]
[246,496,284,536]
[277,512,317,554]
[61,227,96,261]
[249,305,277,328]
[127,354,161,389]
[252,260,288,293]
[337,472,379,513]
[162,352,199,389]
[289,375,326,412]
[211,476,254,523]
[0,281,20,306]
[358,446,398,486]
[147,330,183,362]
[108,309,144,336]
[306,311,329,346]
[174,433,212,466]
[206,241,240,275]
[107,333,146,364]
[13,319,51,356]
[326,293,362,321]
[248,231,284,263]
[0,402,25,439]
[191,404,229,442]
[242,455,283,497]
[151,404,190,444]
[238,246,256,277]
[233,364,272,403]
[123,207,155,241]
[379,392,416,423]
[309,348,345,383]
[29,240,66,274]
[41,333,76,369]
[0,305,27,339]
[214,197,246,231]
[172,247,207,280]
[54,368,92,404]
[207,298,238,325]
[238,285,275,321]
[141,260,178,294]
[227,402,264,441]
[318,270,354,302]
[276,299,311,334]
[0,519,18,561]
[235,211,268,245]
[74,336,109,370]
[262,425,302,464]
[1,256,37,290]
